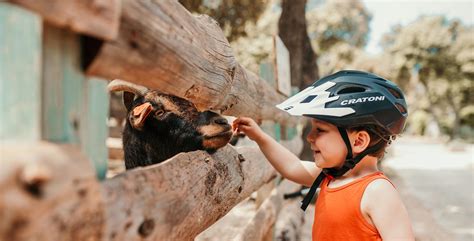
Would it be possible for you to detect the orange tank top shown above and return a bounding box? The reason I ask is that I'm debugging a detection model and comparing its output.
[312,172,392,241]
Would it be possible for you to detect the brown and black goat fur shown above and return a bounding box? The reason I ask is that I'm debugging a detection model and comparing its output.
[108,80,233,170]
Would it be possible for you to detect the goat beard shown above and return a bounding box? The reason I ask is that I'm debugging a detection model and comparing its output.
[202,132,232,151]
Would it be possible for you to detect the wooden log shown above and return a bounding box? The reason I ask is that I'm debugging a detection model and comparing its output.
[101,145,276,241]
[0,136,307,241]
[9,0,120,40]
[231,136,304,241]
[0,142,277,241]
[86,0,297,125]
[41,23,109,180]
[0,142,105,241]
[233,179,301,241]
[274,199,305,241]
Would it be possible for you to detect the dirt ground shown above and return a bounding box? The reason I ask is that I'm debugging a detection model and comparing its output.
[382,136,473,241]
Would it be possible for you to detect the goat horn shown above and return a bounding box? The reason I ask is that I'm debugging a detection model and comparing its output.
[107,79,148,96]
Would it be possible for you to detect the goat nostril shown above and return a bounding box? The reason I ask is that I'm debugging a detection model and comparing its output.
[214,118,228,125]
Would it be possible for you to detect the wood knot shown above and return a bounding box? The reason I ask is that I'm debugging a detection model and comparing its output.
[20,163,52,198]
[237,154,245,162]
[138,218,155,238]
[228,66,236,80]
[184,84,200,99]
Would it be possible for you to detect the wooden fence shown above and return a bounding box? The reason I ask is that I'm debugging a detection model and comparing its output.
[0,1,305,241]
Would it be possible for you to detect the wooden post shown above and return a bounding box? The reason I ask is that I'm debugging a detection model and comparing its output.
[42,24,85,144]
[83,78,110,180]
[41,24,109,179]
[0,3,42,141]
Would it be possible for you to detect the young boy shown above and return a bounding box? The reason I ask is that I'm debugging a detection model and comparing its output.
[233,70,414,240]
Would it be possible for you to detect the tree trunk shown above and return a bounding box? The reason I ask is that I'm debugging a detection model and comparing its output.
[278,0,319,161]
[278,0,319,90]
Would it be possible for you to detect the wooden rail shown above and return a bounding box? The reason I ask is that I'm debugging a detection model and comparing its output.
[1,141,307,240]
[84,0,297,124]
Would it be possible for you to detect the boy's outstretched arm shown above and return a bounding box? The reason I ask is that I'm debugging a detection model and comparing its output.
[363,179,415,240]
[233,117,321,187]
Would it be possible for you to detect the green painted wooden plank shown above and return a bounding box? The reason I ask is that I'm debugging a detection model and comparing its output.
[42,24,108,179]
[41,24,67,142]
[42,24,85,144]
[0,3,42,140]
[259,62,276,87]
[259,62,281,141]
[61,26,86,145]
[82,78,109,180]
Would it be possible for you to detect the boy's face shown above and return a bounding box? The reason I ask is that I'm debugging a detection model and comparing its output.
[306,119,349,169]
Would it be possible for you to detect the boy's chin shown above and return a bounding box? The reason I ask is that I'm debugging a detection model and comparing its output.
[314,159,325,168]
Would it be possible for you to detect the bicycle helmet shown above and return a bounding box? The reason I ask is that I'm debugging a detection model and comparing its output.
[276,70,408,210]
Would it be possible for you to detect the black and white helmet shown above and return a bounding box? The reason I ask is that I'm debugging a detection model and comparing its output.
[277,70,408,137]
[280,70,409,211]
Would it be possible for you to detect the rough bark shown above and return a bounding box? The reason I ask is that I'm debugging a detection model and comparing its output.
[233,179,301,241]
[9,0,120,40]
[85,0,297,124]
[0,142,286,241]
[0,142,105,241]
[102,145,277,241]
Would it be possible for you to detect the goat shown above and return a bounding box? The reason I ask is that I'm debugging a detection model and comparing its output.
[108,79,233,170]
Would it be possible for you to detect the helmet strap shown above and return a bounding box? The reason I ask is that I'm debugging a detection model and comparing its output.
[300,127,386,211]
[338,127,353,160]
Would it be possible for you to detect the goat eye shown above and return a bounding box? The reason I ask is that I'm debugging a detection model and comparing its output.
[155,110,165,117]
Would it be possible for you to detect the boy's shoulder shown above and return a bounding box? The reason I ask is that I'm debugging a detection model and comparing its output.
[365,177,396,194]
[362,177,400,210]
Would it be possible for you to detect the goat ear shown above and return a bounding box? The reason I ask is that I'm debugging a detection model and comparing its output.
[123,92,135,111]
[131,102,153,130]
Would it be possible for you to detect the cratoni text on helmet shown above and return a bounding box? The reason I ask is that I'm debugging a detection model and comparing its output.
[340,96,385,106]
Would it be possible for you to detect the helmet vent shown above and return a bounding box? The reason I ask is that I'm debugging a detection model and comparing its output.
[387,87,402,99]
[395,103,407,114]
[300,95,318,103]
[337,86,366,94]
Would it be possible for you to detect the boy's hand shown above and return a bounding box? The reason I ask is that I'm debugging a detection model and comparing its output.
[232,117,265,142]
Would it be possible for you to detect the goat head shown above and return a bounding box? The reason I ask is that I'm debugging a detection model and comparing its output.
[108,79,233,169]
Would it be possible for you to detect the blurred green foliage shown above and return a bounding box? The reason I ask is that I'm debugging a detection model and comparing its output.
[382,16,474,140]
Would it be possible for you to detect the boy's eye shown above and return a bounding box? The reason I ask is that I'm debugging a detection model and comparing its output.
[316,128,325,132]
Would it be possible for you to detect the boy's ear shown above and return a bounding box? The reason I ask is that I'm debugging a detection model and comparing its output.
[352,130,371,154]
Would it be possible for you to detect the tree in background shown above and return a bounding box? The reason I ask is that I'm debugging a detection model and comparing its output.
[278,0,319,90]
[306,0,371,76]
[382,16,474,139]
[179,0,269,42]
